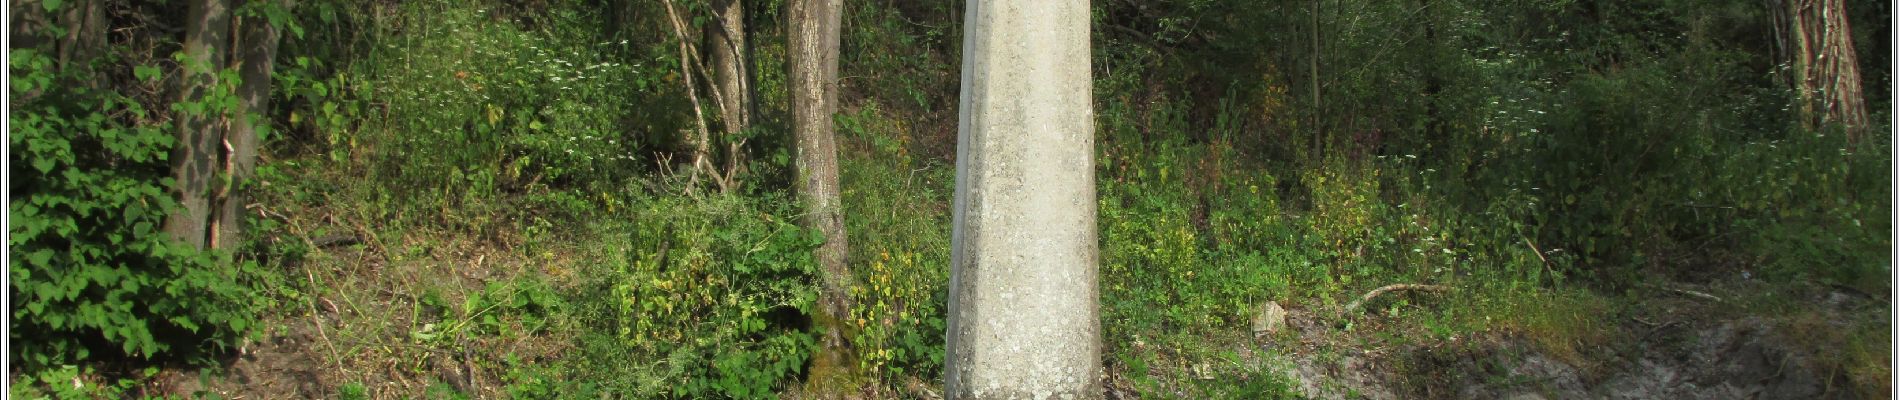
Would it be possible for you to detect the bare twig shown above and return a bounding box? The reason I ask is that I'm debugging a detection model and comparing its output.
[1523,237,1551,265]
[658,0,742,194]
[305,268,345,371]
[1523,236,1559,284]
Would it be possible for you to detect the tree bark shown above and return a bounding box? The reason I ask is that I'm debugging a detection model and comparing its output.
[1784,0,1869,143]
[215,0,289,251]
[10,0,55,53]
[660,0,717,193]
[55,0,109,75]
[708,0,752,190]
[1310,0,1324,157]
[945,0,1101,398]
[167,0,232,250]
[1420,0,1444,145]
[789,0,857,395]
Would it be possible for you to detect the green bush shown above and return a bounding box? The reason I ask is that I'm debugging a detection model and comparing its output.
[610,196,818,398]
[836,129,952,384]
[9,49,263,370]
[349,0,674,217]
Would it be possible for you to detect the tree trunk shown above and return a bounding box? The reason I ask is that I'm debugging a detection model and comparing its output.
[708,0,752,190]
[1785,0,1869,143]
[10,0,55,53]
[945,0,1101,398]
[55,0,109,75]
[789,0,858,395]
[1310,0,1325,158]
[1420,0,1443,144]
[660,0,717,193]
[215,0,288,251]
[167,0,232,250]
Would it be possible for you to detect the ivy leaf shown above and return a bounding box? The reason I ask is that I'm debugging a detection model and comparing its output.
[134,65,162,83]
[27,249,53,266]
[41,0,62,12]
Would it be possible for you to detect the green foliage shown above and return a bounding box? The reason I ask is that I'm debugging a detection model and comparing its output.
[342,0,675,223]
[9,49,264,370]
[836,108,953,384]
[498,354,559,400]
[463,279,563,336]
[411,277,567,347]
[601,196,818,398]
[336,382,370,400]
[7,365,153,400]
[13,0,1875,396]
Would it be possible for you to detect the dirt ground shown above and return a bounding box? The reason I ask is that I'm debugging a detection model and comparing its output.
[147,226,1886,399]
[1255,287,1884,400]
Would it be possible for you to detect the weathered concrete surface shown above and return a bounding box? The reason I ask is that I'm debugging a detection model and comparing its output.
[944,0,1100,398]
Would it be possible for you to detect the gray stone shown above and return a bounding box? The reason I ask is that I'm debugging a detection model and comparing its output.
[1251,301,1288,336]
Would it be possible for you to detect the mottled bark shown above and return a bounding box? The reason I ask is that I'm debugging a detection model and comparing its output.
[167,0,231,250]
[55,0,109,75]
[1784,0,1868,143]
[790,0,857,394]
[945,0,1101,398]
[10,0,55,53]
[215,0,288,250]
[708,0,752,190]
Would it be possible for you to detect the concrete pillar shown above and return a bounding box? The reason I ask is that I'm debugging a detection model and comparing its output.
[944,0,1099,398]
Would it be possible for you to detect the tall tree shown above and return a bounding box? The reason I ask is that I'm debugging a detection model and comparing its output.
[789,0,859,394]
[945,0,1101,398]
[1781,0,1869,143]
[215,0,290,250]
[167,0,232,249]
[707,0,753,190]
[1310,0,1324,157]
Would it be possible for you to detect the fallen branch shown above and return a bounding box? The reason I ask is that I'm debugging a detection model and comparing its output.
[1343,283,1452,316]
[1667,288,1724,303]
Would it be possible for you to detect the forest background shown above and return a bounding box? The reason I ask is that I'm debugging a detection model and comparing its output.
[7,0,1893,398]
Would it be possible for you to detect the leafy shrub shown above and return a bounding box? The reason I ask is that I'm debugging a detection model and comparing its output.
[837,140,952,384]
[6,365,153,400]
[9,49,264,370]
[463,279,565,337]
[350,0,674,217]
[612,196,818,398]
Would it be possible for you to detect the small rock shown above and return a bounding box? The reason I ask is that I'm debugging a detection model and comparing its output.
[1824,291,1853,308]
[1251,301,1287,336]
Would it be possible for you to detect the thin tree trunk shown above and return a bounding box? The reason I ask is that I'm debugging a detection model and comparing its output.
[708,0,752,191]
[1310,0,1324,158]
[56,0,109,75]
[215,0,289,251]
[167,0,232,250]
[661,0,716,194]
[1420,0,1443,145]
[789,0,857,394]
